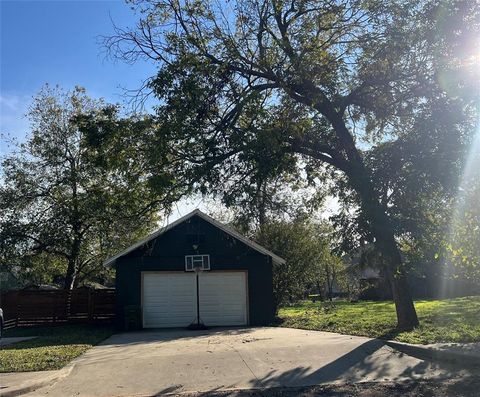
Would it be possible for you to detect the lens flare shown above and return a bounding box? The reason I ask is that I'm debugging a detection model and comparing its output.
[440,106,480,298]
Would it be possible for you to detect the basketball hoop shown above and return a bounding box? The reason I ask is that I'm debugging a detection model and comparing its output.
[188,262,208,330]
[193,263,204,273]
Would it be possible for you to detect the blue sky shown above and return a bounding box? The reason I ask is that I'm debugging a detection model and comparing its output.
[0,0,339,220]
[1,0,156,156]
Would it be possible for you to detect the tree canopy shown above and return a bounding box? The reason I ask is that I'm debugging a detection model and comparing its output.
[257,217,345,308]
[0,86,164,289]
[101,0,480,329]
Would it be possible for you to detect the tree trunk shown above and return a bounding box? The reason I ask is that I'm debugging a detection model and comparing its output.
[346,160,419,330]
[316,281,324,301]
[384,263,419,330]
[325,267,333,301]
[64,237,81,290]
[285,82,419,329]
[257,179,267,229]
[314,109,420,330]
[64,259,77,290]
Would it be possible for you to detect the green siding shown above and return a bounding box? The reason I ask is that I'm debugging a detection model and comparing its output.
[115,215,275,328]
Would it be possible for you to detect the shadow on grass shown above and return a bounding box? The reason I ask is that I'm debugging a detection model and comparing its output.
[2,324,115,350]
[278,296,480,344]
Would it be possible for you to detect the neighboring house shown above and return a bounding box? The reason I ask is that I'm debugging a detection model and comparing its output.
[22,284,59,290]
[105,210,285,329]
[77,281,111,289]
[344,259,392,301]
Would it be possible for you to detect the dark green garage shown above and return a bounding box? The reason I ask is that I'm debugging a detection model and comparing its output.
[106,210,285,329]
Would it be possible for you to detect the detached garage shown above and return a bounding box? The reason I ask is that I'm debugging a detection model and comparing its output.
[106,210,285,329]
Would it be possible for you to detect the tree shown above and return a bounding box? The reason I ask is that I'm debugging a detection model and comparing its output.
[444,177,480,284]
[331,95,478,288]
[107,0,480,329]
[223,172,325,236]
[316,250,346,302]
[0,86,162,289]
[255,217,340,309]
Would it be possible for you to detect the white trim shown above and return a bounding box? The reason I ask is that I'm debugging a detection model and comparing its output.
[185,254,210,271]
[104,209,286,266]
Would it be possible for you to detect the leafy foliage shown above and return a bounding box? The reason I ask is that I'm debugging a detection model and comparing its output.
[0,86,161,288]
[255,217,346,308]
[444,180,480,283]
[104,0,480,328]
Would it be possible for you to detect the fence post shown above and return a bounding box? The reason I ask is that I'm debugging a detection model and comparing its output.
[2,288,114,328]
[88,289,93,323]
[66,289,72,321]
[53,292,57,324]
[15,290,19,328]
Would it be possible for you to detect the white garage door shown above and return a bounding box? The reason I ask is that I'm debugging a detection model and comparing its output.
[142,272,247,328]
[199,272,247,326]
[143,273,197,328]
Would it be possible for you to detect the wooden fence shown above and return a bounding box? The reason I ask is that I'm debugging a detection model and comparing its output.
[0,289,116,329]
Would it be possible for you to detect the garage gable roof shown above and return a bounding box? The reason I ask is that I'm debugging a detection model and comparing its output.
[104,209,286,266]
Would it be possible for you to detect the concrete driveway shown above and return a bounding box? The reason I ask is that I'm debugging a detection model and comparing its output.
[29,327,470,396]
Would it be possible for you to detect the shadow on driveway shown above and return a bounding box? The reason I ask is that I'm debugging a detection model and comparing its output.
[99,326,255,346]
[27,327,474,397]
[247,338,467,389]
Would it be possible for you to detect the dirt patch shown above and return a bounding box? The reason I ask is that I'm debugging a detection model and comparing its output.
[174,376,480,397]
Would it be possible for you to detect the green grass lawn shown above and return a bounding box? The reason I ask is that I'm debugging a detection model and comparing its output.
[278,296,480,344]
[0,324,114,372]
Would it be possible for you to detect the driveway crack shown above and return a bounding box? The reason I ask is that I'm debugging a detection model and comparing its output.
[228,343,259,381]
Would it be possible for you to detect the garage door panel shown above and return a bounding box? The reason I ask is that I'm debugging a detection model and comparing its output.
[143,271,247,328]
[143,273,197,328]
[199,272,247,326]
